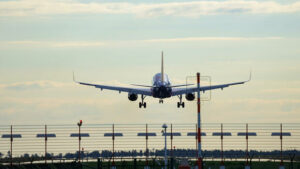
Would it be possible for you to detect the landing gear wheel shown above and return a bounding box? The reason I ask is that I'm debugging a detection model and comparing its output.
[139,95,147,108]
[177,102,185,108]
[177,95,185,108]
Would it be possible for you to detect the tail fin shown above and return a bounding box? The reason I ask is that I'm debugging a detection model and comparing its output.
[161,51,164,82]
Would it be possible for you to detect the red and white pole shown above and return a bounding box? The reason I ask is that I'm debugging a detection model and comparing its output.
[197,72,202,169]
[196,124,198,155]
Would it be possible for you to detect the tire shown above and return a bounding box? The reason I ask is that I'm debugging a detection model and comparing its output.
[139,102,142,108]
[182,102,185,108]
[144,102,147,108]
[177,102,180,108]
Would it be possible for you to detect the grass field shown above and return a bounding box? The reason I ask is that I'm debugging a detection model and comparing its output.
[1,160,300,169]
[84,160,300,169]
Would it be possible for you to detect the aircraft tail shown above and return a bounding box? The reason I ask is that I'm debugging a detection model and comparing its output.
[161,51,164,82]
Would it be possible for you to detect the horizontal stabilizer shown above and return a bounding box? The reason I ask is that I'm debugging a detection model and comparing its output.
[170,84,194,88]
[131,84,194,88]
[130,84,153,87]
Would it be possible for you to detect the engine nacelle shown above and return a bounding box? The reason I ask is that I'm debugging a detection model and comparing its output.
[128,93,138,101]
[185,93,195,101]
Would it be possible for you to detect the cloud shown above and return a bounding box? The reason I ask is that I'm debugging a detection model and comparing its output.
[0,36,282,47]
[53,41,104,47]
[216,98,300,115]
[205,98,300,123]
[143,37,283,42]
[2,41,105,47]
[0,81,71,91]
[0,80,133,91]
[221,98,300,105]
[261,88,300,94]
[0,0,300,17]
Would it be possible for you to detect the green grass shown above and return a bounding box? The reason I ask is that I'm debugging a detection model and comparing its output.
[81,160,300,169]
[202,161,300,169]
[1,161,300,169]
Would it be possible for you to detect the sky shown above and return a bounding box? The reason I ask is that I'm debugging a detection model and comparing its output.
[0,0,300,125]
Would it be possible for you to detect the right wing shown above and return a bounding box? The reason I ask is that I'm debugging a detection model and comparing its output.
[172,73,251,96]
[73,73,152,96]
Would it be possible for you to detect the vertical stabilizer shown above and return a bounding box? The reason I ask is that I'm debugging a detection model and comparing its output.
[161,51,164,82]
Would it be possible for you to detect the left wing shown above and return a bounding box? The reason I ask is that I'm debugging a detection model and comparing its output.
[172,73,251,96]
[73,73,152,96]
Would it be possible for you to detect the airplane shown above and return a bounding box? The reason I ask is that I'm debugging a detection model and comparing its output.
[73,52,251,108]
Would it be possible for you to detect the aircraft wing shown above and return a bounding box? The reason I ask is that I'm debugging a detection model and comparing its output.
[73,74,152,96]
[172,74,251,96]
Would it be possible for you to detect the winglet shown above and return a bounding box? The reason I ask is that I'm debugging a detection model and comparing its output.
[73,71,77,83]
[246,71,252,82]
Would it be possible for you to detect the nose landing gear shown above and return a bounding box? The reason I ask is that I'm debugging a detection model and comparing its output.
[159,99,164,104]
[177,95,185,108]
[139,95,147,108]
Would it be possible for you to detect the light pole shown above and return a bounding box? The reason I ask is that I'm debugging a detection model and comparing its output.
[10,125,13,167]
[77,120,82,163]
[162,124,168,169]
[45,125,47,164]
[146,124,149,167]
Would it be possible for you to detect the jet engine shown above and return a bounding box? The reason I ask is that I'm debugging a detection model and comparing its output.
[128,93,138,101]
[185,93,195,101]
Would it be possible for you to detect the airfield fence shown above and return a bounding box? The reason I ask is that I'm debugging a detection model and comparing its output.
[0,123,299,163]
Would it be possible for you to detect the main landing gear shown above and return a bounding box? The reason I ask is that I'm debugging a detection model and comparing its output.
[177,95,185,108]
[139,95,146,108]
[159,99,164,104]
